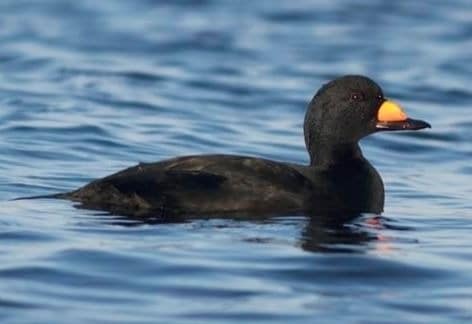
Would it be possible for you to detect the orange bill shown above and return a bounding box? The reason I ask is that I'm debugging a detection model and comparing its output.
[376,100,431,131]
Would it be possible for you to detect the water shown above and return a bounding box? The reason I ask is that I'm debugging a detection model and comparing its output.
[1,0,471,322]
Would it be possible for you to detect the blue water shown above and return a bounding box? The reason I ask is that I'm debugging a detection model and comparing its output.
[1,0,471,323]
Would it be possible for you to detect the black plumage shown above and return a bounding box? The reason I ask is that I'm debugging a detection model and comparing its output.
[54,75,430,217]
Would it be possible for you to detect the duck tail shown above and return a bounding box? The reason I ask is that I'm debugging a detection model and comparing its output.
[10,192,70,201]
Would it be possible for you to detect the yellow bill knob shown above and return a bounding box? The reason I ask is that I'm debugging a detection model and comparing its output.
[377,100,408,122]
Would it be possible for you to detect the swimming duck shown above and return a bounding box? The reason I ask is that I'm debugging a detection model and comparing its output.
[52,75,431,216]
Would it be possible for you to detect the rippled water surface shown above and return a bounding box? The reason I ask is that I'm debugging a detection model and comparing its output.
[1,0,471,323]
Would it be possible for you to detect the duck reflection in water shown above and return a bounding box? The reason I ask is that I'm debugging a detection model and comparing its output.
[97,210,400,254]
[298,212,400,253]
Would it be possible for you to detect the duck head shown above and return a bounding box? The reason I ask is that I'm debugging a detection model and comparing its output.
[304,75,430,166]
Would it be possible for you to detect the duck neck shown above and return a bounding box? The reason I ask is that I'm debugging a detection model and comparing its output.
[309,142,363,168]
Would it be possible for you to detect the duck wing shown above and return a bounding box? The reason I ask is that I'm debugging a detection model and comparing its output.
[68,155,314,216]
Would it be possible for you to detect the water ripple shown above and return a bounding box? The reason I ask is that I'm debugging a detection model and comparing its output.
[0,0,471,323]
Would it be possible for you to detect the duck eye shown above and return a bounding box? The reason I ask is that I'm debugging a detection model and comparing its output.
[350,92,364,101]
[377,94,383,100]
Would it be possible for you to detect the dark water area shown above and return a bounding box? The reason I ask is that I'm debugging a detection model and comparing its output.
[0,0,471,323]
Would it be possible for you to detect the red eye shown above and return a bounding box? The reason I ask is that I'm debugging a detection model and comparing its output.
[350,92,364,101]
